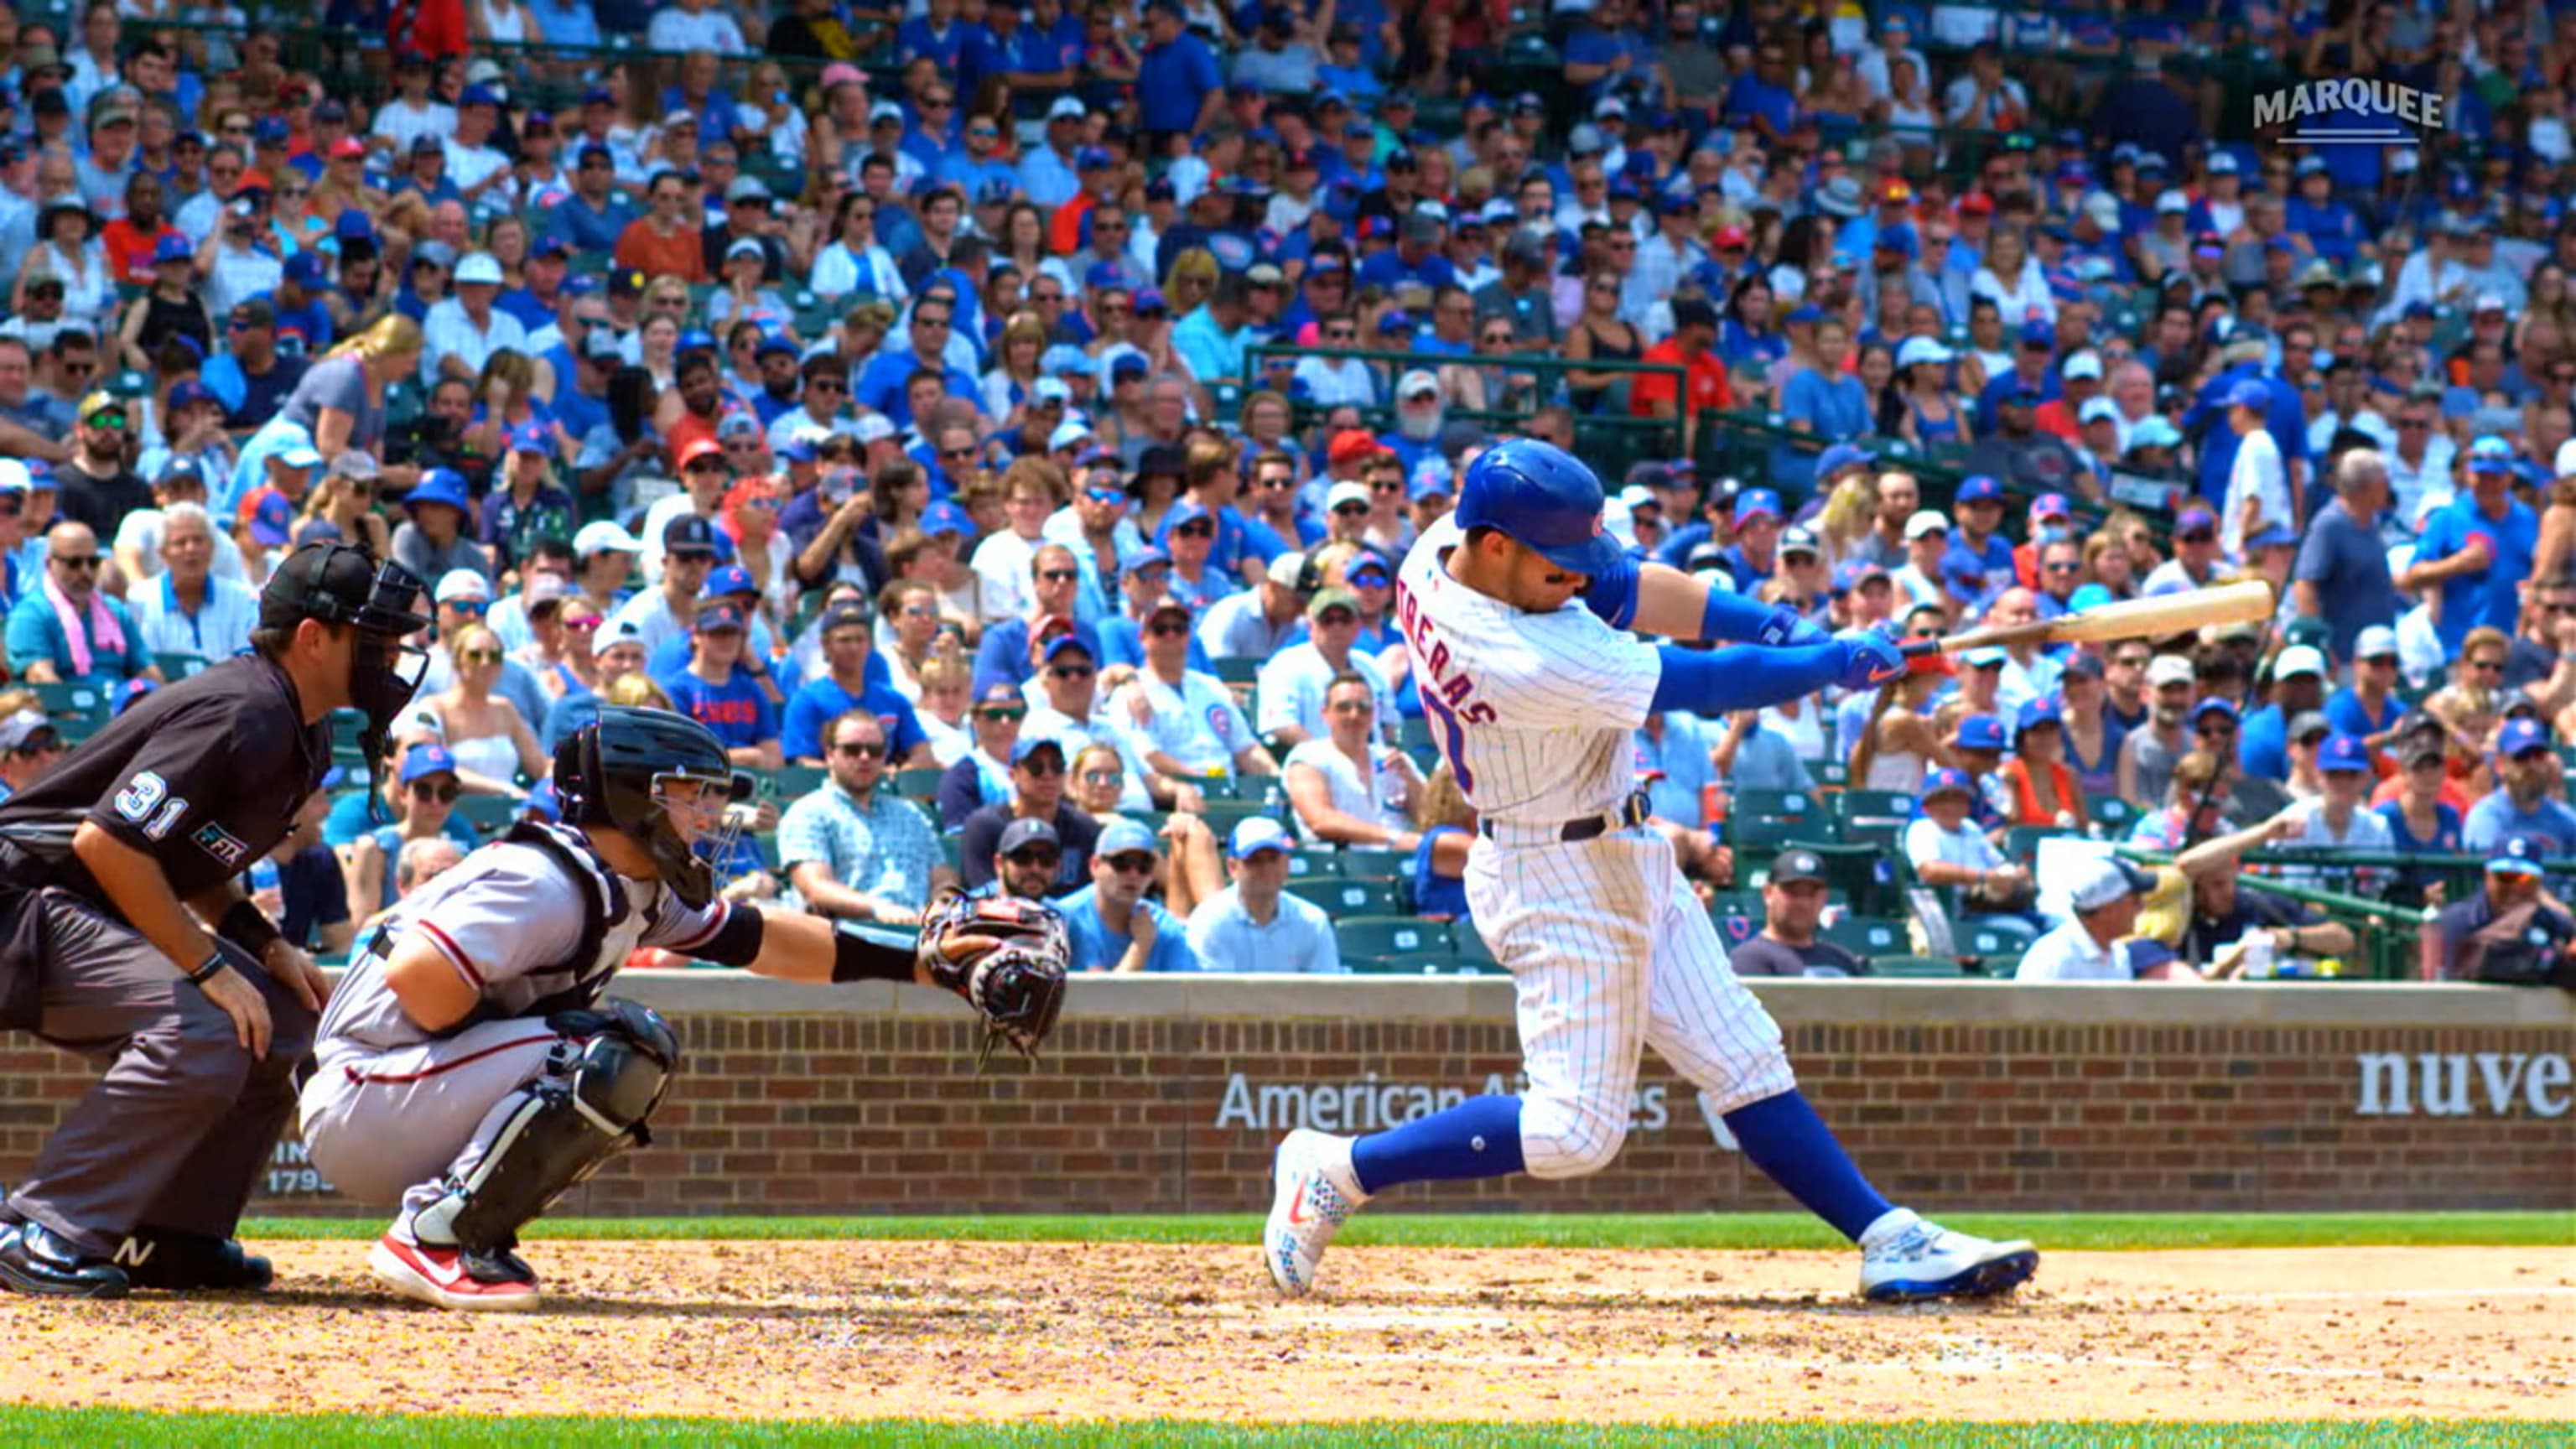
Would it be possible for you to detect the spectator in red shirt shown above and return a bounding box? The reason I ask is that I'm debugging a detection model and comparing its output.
[2031,350,2104,441]
[614,169,712,285]
[1631,297,1732,458]
[98,172,182,286]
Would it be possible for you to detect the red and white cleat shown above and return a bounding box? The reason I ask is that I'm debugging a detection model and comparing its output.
[368,1232,542,1312]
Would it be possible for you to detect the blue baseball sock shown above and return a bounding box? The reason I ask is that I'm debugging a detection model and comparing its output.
[1348,1094,1526,1196]
[1722,1090,1893,1242]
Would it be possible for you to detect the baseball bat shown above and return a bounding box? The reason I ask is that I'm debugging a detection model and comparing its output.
[1898,580,2277,658]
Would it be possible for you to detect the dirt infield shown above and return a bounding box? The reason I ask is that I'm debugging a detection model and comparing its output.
[2,1243,2569,1423]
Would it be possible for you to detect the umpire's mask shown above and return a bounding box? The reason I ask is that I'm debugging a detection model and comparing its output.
[258,543,433,768]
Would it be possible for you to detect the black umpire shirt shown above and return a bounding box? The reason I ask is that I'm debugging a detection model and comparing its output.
[0,654,332,908]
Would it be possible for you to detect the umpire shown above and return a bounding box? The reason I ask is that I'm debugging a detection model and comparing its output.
[0,543,429,1298]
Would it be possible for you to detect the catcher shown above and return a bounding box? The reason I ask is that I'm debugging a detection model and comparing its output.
[299,707,1066,1311]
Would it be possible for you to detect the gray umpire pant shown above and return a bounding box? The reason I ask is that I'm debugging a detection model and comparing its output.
[3,887,314,1255]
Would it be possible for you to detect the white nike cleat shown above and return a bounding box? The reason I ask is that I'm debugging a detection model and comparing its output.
[1264,1129,1367,1297]
[1857,1208,2039,1303]
[370,1231,542,1312]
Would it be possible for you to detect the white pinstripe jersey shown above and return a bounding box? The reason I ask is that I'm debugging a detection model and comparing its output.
[1394,516,1661,826]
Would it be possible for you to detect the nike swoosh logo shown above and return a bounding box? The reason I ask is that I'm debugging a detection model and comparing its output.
[1286,1192,1311,1227]
[410,1246,470,1290]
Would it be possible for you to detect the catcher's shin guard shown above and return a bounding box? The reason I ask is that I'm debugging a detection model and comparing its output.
[410,1032,673,1254]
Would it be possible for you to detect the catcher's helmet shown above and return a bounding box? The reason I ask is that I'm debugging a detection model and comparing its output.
[1453,438,1623,578]
[554,707,750,909]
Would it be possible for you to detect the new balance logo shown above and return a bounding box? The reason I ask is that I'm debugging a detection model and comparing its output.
[110,1237,156,1270]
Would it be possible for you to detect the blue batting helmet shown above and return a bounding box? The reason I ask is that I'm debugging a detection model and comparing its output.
[1453,439,1623,578]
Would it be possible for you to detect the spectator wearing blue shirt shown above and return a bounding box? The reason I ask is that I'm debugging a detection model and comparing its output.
[1170,273,1257,389]
[2325,626,2408,747]
[546,143,637,254]
[1721,38,1800,143]
[2236,647,2329,784]
[1353,209,1459,293]
[783,600,934,766]
[896,0,981,80]
[1636,713,1721,829]
[1137,0,1225,146]
[1942,475,2018,607]
[2400,439,2537,654]
[657,601,782,769]
[2185,334,2309,511]
[1062,818,1197,973]
[853,296,980,429]
[2292,452,2400,664]
[6,522,153,686]
[1186,817,1342,973]
[1775,316,1872,500]
[2464,720,2576,855]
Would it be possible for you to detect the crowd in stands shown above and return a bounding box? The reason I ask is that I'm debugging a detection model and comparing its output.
[0,2,2573,986]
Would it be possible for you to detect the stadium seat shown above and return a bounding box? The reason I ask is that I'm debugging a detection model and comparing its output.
[1831,789,1915,851]
[1213,657,1262,686]
[1285,849,1344,880]
[1338,916,1456,960]
[154,652,210,680]
[768,765,828,801]
[2089,796,2138,833]
[1823,916,1912,958]
[1957,916,2041,969]
[1365,951,1458,976]
[1288,877,1400,917]
[2005,825,2077,858]
[1452,925,1498,965]
[894,767,945,801]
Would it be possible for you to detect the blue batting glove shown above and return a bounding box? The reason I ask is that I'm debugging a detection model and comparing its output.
[1832,626,1906,692]
[1757,603,1828,648]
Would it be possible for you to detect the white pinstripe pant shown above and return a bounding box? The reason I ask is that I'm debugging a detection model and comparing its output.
[1466,827,1795,1178]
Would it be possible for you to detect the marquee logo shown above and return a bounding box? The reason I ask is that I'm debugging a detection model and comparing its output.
[2254,79,2445,149]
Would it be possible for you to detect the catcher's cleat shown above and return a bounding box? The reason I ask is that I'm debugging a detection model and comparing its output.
[371,1232,541,1312]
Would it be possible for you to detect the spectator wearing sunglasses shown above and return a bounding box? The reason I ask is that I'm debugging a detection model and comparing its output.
[958,737,1099,899]
[780,709,954,928]
[2464,718,2576,855]
[1109,595,1277,792]
[5,520,158,686]
[1257,586,1397,749]
[340,743,472,925]
[783,600,934,768]
[1061,817,1198,974]
[937,681,1036,829]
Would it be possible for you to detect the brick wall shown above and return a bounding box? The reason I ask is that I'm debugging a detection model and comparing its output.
[4,979,2570,1217]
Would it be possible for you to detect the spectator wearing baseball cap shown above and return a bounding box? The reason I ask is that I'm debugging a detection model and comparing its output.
[2428,834,2576,984]
[1059,816,1199,974]
[1256,586,1401,749]
[2237,644,2330,783]
[2015,856,2158,982]
[1186,815,1343,975]
[1633,295,1733,465]
[2324,624,2407,750]
[1727,849,1869,979]
[780,598,932,767]
[956,736,1100,901]
[1904,767,2032,916]
[2277,735,2396,862]
[2140,504,2225,598]
[2464,718,2576,855]
[480,423,578,574]
[0,709,62,803]
[2405,434,2537,656]
[657,599,782,768]
[339,741,482,922]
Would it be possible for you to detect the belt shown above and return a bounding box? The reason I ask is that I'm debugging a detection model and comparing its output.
[1480,791,1651,844]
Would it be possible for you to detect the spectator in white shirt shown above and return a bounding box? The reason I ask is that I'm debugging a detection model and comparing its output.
[1904,766,2033,912]
[648,0,750,56]
[423,252,528,386]
[2015,854,2157,981]
[1112,596,1282,789]
[1283,673,1424,849]
[2218,378,2288,560]
[368,52,459,158]
[1256,586,1397,747]
[130,502,259,667]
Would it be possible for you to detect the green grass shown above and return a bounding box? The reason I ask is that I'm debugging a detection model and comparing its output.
[0,1411,2563,1448]
[231,1211,2573,1252]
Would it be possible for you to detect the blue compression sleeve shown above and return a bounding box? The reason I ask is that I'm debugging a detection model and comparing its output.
[1701,584,1799,642]
[1722,1090,1894,1242]
[1649,641,1844,715]
[1579,550,1642,631]
[1349,1094,1527,1195]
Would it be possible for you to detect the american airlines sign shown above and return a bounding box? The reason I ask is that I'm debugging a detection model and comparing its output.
[2354,1052,2573,1118]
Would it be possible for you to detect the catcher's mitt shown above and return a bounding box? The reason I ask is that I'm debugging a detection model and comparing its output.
[915,894,1069,1066]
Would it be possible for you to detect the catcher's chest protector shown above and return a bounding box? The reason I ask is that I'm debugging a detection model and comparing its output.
[487,821,634,1021]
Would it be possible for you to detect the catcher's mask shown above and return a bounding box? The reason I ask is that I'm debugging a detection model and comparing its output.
[554,707,752,910]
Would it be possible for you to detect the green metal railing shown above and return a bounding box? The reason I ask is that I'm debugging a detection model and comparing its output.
[2117,845,2450,982]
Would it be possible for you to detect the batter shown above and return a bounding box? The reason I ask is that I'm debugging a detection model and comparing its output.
[1262,440,2039,1303]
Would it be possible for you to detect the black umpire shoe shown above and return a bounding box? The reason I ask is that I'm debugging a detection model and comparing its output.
[0,1220,132,1300]
[113,1227,276,1292]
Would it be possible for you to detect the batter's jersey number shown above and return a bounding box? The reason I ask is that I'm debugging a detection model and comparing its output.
[114,771,190,841]
[1396,580,1494,793]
